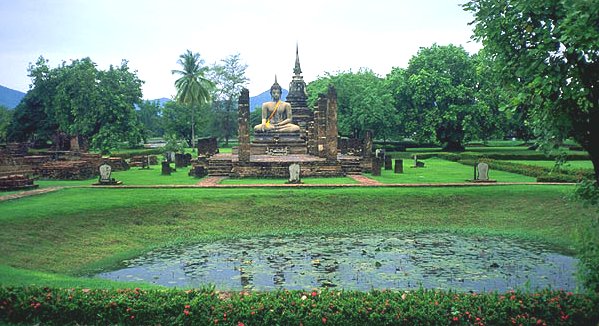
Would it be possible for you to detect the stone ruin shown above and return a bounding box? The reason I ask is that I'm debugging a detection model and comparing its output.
[200,47,374,178]
[0,142,129,182]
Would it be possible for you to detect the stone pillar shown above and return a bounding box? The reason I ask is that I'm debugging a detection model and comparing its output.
[384,155,392,170]
[316,94,327,158]
[237,88,250,163]
[326,85,338,162]
[394,159,403,173]
[372,158,382,176]
[307,121,317,156]
[161,161,171,175]
[363,130,373,158]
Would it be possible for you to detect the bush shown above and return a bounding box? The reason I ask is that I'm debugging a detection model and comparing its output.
[1,287,597,325]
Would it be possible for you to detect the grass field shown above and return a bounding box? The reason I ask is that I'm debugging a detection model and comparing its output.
[0,185,595,289]
[507,160,595,170]
[367,158,537,183]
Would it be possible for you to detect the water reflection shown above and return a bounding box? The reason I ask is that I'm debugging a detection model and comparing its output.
[97,232,578,292]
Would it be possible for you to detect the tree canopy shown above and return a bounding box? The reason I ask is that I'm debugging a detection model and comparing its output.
[388,44,477,151]
[464,0,599,182]
[172,50,214,149]
[8,56,144,153]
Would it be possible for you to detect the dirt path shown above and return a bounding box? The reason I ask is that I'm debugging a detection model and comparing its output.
[0,187,62,202]
[347,174,384,185]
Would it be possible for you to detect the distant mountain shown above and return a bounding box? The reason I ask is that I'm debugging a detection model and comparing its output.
[0,85,26,109]
[145,97,171,107]
[250,88,288,112]
[142,91,285,111]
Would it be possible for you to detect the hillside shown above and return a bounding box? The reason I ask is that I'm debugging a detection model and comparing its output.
[0,85,26,109]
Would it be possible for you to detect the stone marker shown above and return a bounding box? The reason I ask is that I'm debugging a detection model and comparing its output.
[394,159,403,173]
[161,161,171,175]
[477,162,489,181]
[94,163,122,185]
[384,155,392,170]
[372,158,382,176]
[99,164,112,183]
[175,153,185,168]
[287,163,301,184]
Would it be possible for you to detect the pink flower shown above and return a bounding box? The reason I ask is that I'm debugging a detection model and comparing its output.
[238,322,245,326]
[185,304,190,309]
[311,291,318,297]
[322,317,327,323]
[184,309,190,316]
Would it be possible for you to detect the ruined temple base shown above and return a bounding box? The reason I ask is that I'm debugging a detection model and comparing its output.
[207,153,364,178]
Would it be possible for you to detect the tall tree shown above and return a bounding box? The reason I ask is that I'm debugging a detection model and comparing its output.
[7,56,143,152]
[464,0,599,183]
[0,105,13,144]
[162,100,209,144]
[208,53,249,146]
[391,44,477,151]
[172,50,213,150]
[137,100,164,138]
[307,69,396,140]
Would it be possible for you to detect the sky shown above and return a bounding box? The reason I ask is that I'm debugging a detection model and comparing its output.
[0,0,481,100]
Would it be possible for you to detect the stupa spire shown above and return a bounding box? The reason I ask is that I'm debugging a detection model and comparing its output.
[293,43,302,75]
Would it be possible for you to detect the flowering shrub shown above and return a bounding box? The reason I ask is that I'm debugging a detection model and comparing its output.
[0,287,597,325]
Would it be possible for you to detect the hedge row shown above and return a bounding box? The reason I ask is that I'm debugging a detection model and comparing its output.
[0,287,597,325]
[412,152,590,161]
[410,152,594,183]
[455,158,594,183]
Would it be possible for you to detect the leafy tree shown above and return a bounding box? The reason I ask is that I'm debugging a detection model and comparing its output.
[464,0,599,183]
[391,44,477,151]
[0,105,13,143]
[162,100,209,144]
[172,50,214,150]
[208,53,249,146]
[307,69,396,140]
[7,56,143,152]
[137,100,164,138]
[50,58,144,152]
[463,50,511,143]
[7,57,59,144]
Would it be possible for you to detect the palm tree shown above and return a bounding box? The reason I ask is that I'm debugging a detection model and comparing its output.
[172,50,213,150]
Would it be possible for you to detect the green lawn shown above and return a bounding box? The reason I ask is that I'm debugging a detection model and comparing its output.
[0,185,594,289]
[34,165,201,187]
[507,160,595,170]
[367,158,536,183]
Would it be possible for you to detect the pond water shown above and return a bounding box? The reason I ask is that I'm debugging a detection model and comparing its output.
[97,232,578,292]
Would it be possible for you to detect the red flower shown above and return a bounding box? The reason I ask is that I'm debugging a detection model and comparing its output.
[238,322,245,326]
[185,304,190,309]
[311,291,318,297]
[184,309,190,316]
[322,317,327,324]
[453,316,459,322]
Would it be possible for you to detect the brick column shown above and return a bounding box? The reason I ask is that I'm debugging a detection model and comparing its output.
[237,88,250,162]
[316,94,327,158]
[326,85,338,162]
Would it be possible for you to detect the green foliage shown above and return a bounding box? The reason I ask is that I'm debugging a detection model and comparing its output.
[8,56,144,153]
[1,286,597,325]
[162,100,209,144]
[208,53,249,146]
[0,105,12,143]
[390,44,477,151]
[162,134,188,154]
[464,0,599,183]
[136,100,164,138]
[307,69,396,139]
[172,50,214,148]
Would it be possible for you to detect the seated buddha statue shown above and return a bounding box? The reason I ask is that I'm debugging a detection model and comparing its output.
[254,78,300,133]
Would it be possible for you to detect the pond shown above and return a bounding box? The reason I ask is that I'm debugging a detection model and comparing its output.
[97,232,578,292]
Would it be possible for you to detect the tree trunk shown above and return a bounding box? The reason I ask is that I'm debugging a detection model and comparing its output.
[587,143,599,185]
[191,105,195,152]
